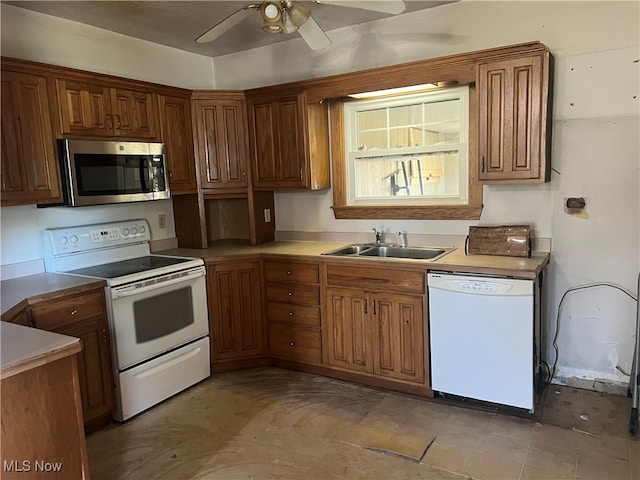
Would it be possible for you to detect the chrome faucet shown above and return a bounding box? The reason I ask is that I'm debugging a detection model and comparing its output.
[397,231,408,247]
[372,228,383,245]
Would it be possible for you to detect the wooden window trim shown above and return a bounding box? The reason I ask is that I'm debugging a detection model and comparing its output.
[329,88,483,220]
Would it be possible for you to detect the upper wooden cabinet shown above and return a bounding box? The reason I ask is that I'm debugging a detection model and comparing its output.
[246,90,330,190]
[55,78,160,139]
[158,93,198,193]
[1,70,62,206]
[477,52,552,183]
[192,92,249,193]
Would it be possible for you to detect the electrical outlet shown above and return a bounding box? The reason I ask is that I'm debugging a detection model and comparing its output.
[264,208,271,223]
[158,213,166,229]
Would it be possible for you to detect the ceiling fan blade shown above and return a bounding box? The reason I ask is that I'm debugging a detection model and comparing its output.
[316,0,406,14]
[297,16,331,50]
[196,4,259,43]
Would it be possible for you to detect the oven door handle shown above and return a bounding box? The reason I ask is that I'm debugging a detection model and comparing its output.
[111,268,205,299]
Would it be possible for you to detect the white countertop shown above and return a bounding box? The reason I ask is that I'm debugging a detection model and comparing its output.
[1,322,81,379]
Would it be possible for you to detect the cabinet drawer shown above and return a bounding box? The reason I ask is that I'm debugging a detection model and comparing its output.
[31,290,105,330]
[267,302,320,327]
[268,323,322,364]
[325,264,424,294]
[264,261,319,284]
[266,282,320,306]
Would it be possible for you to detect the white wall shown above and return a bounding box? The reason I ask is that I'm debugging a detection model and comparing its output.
[212,1,640,390]
[1,1,638,390]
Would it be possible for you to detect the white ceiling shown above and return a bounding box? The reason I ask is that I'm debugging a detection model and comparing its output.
[4,1,456,57]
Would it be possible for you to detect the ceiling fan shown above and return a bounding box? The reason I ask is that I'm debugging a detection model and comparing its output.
[196,0,407,51]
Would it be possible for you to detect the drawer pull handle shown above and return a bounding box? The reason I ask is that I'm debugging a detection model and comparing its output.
[288,292,292,296]
[70,310,78,315]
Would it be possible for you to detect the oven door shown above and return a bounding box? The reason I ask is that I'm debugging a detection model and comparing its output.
[109,266,209,370]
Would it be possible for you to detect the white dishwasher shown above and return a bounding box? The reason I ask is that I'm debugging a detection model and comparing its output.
[428,272,537,411]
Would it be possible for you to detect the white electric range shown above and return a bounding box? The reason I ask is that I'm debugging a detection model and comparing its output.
[44,219,210,421]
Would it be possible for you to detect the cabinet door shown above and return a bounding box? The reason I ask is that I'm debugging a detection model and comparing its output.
[249,94,307,189]
[159,94,197,193]
[111,88,159,139]
[193,97,248,191]
[55,78,113,136]
[208,262,264,361]
[55,317,115,425]
[478,54,547,182]
[1,71,62,206]
[324,288,371,373]
[372,293,425,384]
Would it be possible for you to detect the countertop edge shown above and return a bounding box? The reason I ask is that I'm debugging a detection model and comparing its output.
[1,322,82,379]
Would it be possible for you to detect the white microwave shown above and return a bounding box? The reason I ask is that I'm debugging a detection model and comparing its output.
[53,139,170,207]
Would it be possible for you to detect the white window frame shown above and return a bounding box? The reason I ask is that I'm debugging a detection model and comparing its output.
[344,86,469,207]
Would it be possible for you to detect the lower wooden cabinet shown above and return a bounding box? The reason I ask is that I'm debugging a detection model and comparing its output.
[264,259,323,366]
[207,260,266,363]
[324,263,428,388]
[28,288,115,429]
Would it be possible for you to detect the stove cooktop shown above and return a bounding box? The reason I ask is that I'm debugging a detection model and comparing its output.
[66,255,193,279]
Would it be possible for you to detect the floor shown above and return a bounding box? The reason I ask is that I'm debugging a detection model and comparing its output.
[87,368,640,480]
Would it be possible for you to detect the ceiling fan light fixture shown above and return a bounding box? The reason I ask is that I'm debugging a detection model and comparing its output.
[260,1,284,33]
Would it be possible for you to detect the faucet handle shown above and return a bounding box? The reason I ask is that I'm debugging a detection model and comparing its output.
[372,227,383,244]
[397,231,408,247]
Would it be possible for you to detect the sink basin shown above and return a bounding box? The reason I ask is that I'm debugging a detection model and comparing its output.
[321,244,375,256]
[359,246,451,260]
[321,244,453,261]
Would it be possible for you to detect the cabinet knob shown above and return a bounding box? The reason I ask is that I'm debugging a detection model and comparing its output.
[287,271,292,275]
[290,342,295,347]
[115,114,122,129]
[288,292,292,296]
[289,312,293,316]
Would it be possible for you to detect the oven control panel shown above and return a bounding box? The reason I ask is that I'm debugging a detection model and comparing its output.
[45,219,151,255]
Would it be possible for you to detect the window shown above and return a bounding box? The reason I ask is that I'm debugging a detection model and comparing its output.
[344,86,469,206]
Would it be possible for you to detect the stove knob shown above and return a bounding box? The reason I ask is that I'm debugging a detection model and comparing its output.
[139,225,146,233]
[70,235,78,244]
[131,227,138,235]
[122,228,130,236]
[59,236,68,245]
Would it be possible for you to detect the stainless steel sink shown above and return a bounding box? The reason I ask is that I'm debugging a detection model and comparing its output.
[321,244,454,261]
[359,245,451,260]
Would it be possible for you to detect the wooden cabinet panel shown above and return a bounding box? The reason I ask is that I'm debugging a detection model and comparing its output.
[478,53,551,183]
[55,317,115,424]
[208,261,265,362]
[325,264,424,294]
[268,323,322,365]
[55,78,112,136]
[158,94,197,193]
[192,93,248,192]
[325,288,371,373]
[247,90,330,190]
[264,260,319,284]
[30,290,105,331]
[266,282,320,306]
[1,71,61,206]
[1,354,90,479]
[266,302,320,327]
[55,78,159,139]
[373,293,425,384]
